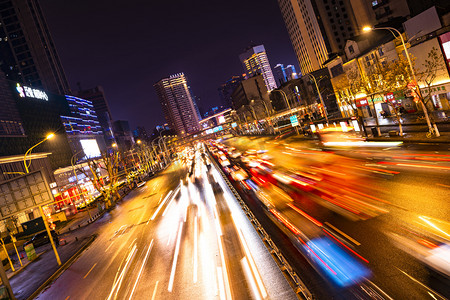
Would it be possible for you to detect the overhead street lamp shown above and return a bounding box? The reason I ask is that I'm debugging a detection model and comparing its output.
[71,150,92,220]
[24,132,54,173]
[306,73,329,123]
[362,26,436,135]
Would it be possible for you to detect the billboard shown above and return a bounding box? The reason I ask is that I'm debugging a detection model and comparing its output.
[80,139,101,158]
[0,170,53,219]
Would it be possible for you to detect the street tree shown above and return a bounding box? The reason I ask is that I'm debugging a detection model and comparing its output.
[77,150,123,209]
[413,46,447,136]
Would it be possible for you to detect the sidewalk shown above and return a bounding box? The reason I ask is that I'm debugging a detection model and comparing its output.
[58,206,102,235]
[367,130,450,143]
[1,206,102,283]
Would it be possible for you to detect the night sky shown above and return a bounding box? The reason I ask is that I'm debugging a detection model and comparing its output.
[40,0,298,132]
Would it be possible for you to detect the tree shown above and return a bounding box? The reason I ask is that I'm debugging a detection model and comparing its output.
[414,47,447,136]
[332,68,367,135]
[77,151,123,209]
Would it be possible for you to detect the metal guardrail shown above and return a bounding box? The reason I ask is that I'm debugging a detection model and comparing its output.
[207,150,313,300]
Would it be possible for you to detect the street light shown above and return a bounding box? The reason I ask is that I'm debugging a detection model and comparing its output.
[23,132,55,173]
[71,150,92,220]
[362,26,435,135]
[306,73,329,123]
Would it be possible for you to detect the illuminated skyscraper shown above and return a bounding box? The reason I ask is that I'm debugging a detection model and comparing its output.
[154,73,200,136]
[0,0,70,94]
[239,45,277,91]
[277,0,329,75]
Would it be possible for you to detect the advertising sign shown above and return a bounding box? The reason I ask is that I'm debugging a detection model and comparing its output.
[231,122,237,128]
[0,170,53,220]
[356,98,369,107]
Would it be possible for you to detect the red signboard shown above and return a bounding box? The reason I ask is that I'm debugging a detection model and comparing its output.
[356,98,369,107]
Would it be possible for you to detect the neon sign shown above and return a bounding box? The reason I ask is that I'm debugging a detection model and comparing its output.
[16,83,49,101]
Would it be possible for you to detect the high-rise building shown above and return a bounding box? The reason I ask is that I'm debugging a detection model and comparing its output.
[61,95,105,156]
[218,75,244,108]
[113,120,134,151]
[277,0,329,75]
[154,73,200,137]
[0,0,70,94]
[278,0,412,75]
[239,45,277,91]
[273,64,299,86]
[273,64,287,87]
[285,65,299,80]
[75,86,115,146]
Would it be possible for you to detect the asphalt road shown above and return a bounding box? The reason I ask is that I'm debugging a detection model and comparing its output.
[222,136,450,299]
[36,148,296,300]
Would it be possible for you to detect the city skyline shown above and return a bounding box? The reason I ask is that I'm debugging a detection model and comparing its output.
[38,0,299,132]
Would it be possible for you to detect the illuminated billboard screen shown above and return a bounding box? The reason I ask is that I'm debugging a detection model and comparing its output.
[80,139,101,158]
[231,122,237,128]
[218,115,225,124]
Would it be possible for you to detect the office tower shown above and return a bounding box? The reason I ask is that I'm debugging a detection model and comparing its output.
[218,75,244,108]
[239,45,277,91]
[285,65,298,80]
[273,64,287,86]
[277,0,329,74]
[75,86,115,146]
[273,64,299,86]
[61,95,105,156]
[0,71,25,137]
[113,120,134,150]
[278,0,414,73]
[154,73,200,136]
[0,0,70,94]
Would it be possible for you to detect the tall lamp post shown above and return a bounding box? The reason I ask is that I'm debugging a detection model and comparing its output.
[306,73,329,123]
[71,150,92,220]
[23,133,54,173]
[363,26,436,136]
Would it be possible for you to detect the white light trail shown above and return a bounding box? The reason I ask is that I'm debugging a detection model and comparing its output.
[194,215,198,283]
[168,222,183,292]
[128,240,154,300]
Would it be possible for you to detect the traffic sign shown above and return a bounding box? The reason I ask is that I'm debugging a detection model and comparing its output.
[290,115,299,127]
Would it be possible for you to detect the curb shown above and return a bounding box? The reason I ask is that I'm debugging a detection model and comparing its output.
[6,251,47,280]
[366,137,450,144]
[26,234,97,300]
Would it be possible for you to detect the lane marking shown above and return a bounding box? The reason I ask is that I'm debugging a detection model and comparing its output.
[396,268,446,300]
[104,240,115,252]
[168,222,183,292]
[64,297,70,300]
[324,222,361,246]
[83,263,97,279]
[151,281,159,300]
[128,240,154,300]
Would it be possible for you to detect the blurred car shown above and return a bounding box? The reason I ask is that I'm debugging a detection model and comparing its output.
[23,230,59,249]
[387,216,450,278]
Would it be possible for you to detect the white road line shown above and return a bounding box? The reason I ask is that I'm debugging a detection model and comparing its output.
[128,240,154,300]
[104,240,115,252]
[151,281,159,300]
[168,222,183,292]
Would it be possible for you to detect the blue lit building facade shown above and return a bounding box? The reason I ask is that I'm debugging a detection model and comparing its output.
[61,95,106,159]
